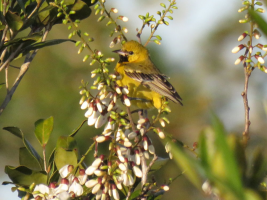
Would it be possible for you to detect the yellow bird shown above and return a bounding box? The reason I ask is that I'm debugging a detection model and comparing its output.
[113,40,182,109]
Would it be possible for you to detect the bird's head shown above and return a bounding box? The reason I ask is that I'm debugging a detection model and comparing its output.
[113,40,149,63]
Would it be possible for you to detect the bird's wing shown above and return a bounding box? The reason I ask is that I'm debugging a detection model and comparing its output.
[124,63,182,105]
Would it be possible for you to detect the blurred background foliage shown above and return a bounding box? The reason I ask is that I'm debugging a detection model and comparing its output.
[1,0,267,199]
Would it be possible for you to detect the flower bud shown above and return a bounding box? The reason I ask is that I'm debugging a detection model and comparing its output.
[231,44,245,53]
[234,55,245,65]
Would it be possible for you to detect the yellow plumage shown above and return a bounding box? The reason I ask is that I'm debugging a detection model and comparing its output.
[114,40,182,109]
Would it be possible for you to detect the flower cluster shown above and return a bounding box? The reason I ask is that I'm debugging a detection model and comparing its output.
[32,165,86,200]
[232,0,267,73]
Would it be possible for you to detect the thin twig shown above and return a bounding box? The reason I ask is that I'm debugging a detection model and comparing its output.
[5,66,9,93]
[242,0,254,146]
[126,106,136,132]
[0,26,50,115]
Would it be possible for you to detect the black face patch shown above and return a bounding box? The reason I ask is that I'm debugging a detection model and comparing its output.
[119,54,129,63]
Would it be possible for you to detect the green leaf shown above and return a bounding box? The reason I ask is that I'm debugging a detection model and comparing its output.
[3,127,44,170]
[249,9,267,36]
[211,115,244,198]
[5,11,23,32]
[22,39,76,52]
[69,119,87,137]
[128,189,141,200]
[3,32,43,48]
[54,136,78,170]
[5,165,47,186]
[19,147,42,170]
[34,116,54,146]
[54,147,78,171]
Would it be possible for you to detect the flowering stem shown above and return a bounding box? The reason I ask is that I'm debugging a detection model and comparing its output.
[144,0,176,47]
[97,0,128,42]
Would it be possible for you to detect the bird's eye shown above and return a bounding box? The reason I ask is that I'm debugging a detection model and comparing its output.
[128,51,134,55]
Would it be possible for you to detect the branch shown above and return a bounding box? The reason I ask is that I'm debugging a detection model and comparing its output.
[0,26,50,115]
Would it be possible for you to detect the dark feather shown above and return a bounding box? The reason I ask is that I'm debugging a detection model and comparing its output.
[125,71,182,105]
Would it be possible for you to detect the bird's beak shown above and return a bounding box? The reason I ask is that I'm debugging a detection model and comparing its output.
[113,49,129,57]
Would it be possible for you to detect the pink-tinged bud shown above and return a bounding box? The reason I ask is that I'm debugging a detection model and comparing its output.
[238,32,247,41]
[118,155,125,162]
[123,95,131,107]
[122,87,129,94]
[234,55,245,65]
[115,86,122,94]
[112,184,120,200]
[231,44,245,53]
[81,100,89,110]
[161,185,170,191]
[133,165,142,178]
[61,178,69,185]
[111,8,118,13]
[255,55,265,64]
[49,182,57,189]
[118,16,128,22]
[96,135,111,143]
[92,183,101,194]
[96,99,103,113]
[159,118,166,127]
[262,45,267,51]
[94,169,106,176]
[85,103,94,118]
[157,128,165,139]
[137,118,146,124]
[92,156,103,168]
[85,179,98,188]
[118,162,127,171]
[143,136,148,150]
[124,140,132,147]
[107,100,115,111]
[85,165,97,175]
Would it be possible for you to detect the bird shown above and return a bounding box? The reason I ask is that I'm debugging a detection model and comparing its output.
[113,40,182,109]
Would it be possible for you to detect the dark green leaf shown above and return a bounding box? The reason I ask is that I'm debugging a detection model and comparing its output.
[0,25,5,31]
[19,147,42,170]
[5,165,47,186]
[69,0,92,21]
[5,11,23,32]
[3,32,43,48]
[129,189,141,200]
[3,127,44,170]
[35,116,54,146]
[22,39,76,52]
[69,119,87,137]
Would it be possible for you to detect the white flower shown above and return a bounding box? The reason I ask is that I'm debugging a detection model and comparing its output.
[33,184,50,197]
[69,178,83,196]
[85,179,98,188]
[59,165,73,178]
